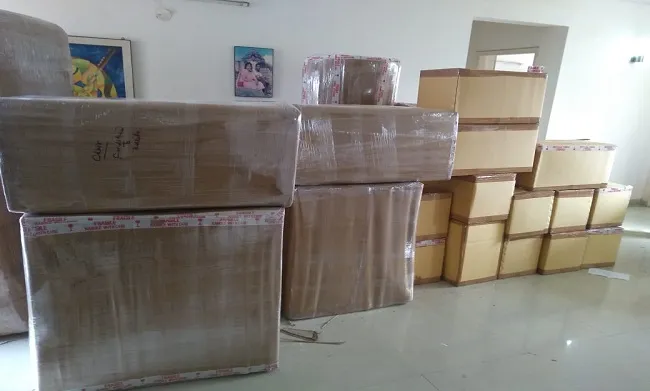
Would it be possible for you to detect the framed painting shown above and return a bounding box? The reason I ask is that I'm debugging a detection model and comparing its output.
[69,36,135,98]
[234,46,273,98]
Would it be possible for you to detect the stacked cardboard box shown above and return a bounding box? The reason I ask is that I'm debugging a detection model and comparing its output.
[0,9,74,337]
[284,99,459,319]
[418,69,546,286]
[0,94,300,390]
[414,193,452,284]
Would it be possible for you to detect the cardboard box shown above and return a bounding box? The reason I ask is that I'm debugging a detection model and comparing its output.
[417,69,547,124]
[444,174,516,224]
[549,190,594,233]
[452,123,539,176]
[0,10,72,97]
[582,227,624,268]
[283,182,422,320]
[517,141,616,191]
[538,231,588,275]
[301,55,401,105]
[414,237,446,285]
[0,203,27,336]
[444,221,504,286]
[505,189,554,239]
[21,208,284,391]
[588,184,633,229]
[416,192,452,237]
[0,97,300,213]
[296,105,458,185]
[498,236,543,279]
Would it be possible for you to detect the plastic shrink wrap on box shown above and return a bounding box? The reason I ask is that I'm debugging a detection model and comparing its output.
[0,194,27,336]
[301,55,401,105]
[21,208,284,391]
[296,105,457,185]
[0,10,72,97]
[283,182,422,320]
[0,97,300,213]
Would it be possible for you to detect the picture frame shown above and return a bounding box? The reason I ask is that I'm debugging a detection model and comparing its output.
[69,36,135,98]
[234,46,274,98]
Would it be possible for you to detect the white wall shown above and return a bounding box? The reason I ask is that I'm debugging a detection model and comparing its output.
[1,0,649,194]
[466,21,569,140]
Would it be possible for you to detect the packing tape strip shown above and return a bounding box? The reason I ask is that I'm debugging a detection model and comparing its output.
[537,144,616,152]
[588,227,624,235]
[23,209,285,237]
[72,363,278,391]
[599,185,633,193]
[416,238,446,247]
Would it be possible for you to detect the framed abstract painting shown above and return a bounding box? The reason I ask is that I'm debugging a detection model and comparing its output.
[234,46,274,98]
[69,36,135,98]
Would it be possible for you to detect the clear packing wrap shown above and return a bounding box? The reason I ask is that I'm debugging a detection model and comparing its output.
[0,192,27,336]
[296,105,458,185]
[0,10,72,96]
[283,182,422,320]
[301,55,401,105]
[21,208,284,391]
[0,97,300,213]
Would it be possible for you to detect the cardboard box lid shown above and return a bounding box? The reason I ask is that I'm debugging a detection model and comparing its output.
[455,173,516,183]
[556,189,595,198]
[420,68,547,79]
[513,188,555,200]
[537,140,617,151]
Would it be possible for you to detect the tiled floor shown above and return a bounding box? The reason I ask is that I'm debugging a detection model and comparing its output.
[3,208,650,391]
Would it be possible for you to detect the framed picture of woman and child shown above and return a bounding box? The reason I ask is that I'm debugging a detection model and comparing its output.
[234,46,274,98]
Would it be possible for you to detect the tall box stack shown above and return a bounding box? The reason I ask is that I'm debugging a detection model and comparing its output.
[414,192,452,284]
[285,102,458,318]
[0,9,74,337]
[0,96,301,390]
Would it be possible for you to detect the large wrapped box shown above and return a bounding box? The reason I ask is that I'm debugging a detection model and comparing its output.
[582,227,623,268]
[444,174,516,224]
[296,105,458,185]
[505,189,554,239]
[0,10,72,97]
[444,221,504,286]
[416,192,452,238]
[417,69,547,124]
[414,237,446,285]
[0,98,300,213]
[549,190,594,234]
[517,141,616,191]
[538,231,588,275]
[21,208,284,391]
[498,236,543,279]
[301,55,401,105]
[588,184,632,229]
[0,205,27,336]
[283,182,422,320]
[452,123,539,176]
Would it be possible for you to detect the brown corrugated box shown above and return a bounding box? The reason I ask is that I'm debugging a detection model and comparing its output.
[549,190,594,233]
[296,105,458,185]
[505,189,554,239]
[417,69,547,124]
[588,184,632,229]
[538,231,588,275]
[0,97,300,213]
[498,236,543,279]
[0,10,72,97]
[0,202,27,336]
[21,208,284,391]
[301,55,401,105]
[442,174,516,224]
[582,227,623,268]
[452,123,539,176]
[414,237,446,285]
[444,221,504,286]
[517,141,616,191]
[283,182,422,320]
[416,192,452,238]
